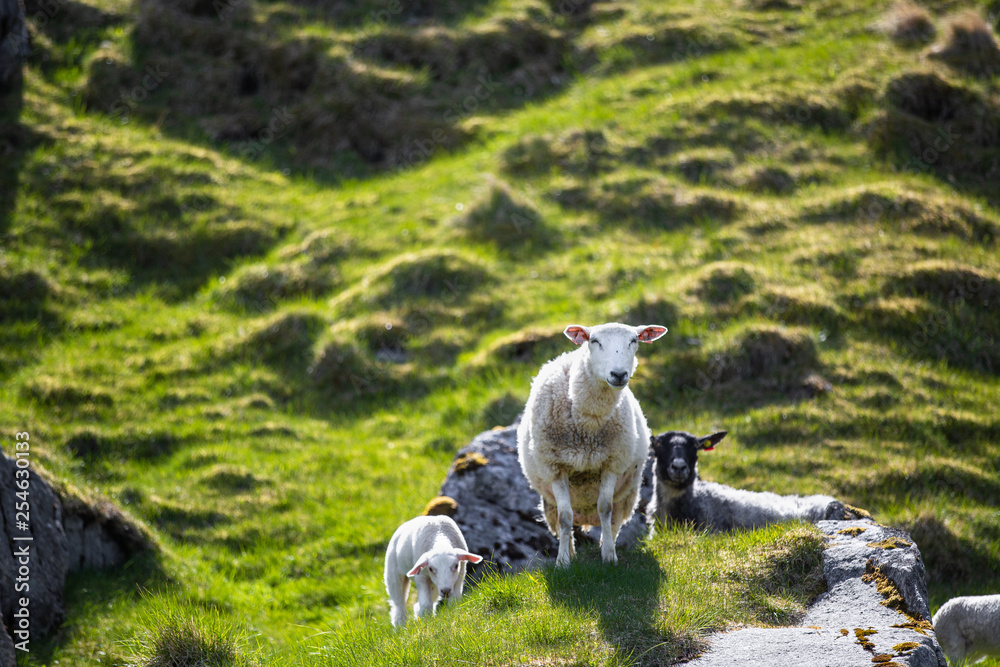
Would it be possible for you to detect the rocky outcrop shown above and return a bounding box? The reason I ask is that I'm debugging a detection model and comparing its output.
[434,423,946,666]
[0,0,29,89]
[0,453,154,646]
[0,453,71,642]
[434,418,656,575]
[687,520,946,667]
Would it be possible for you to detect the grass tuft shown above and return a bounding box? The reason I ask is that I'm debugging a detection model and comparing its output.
[929,9,1000,76]
[879,2,937,48]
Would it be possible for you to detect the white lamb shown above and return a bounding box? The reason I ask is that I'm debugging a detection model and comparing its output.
[933,594,1000,666]
[517,322,668,567]
[384,515,483,628]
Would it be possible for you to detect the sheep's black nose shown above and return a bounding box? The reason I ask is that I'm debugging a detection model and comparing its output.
[668,462,689,477]
[609,371,628,385]
[440,588,452,598]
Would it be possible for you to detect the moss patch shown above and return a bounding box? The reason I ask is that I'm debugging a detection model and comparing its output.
[423,496,458,517]
[453,452,489,474]
[837,526,867,536]
[862,559,932,634]
[855,627,878,652]
[866,537,912,550]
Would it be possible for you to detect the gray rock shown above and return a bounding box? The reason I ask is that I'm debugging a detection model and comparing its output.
[0,0,29,89]
[686,520,946,667]
[435,424,945,667]
[0,452,70,640]
[436,418,656,574]
[0,611,16,667]
[1,453,153,647]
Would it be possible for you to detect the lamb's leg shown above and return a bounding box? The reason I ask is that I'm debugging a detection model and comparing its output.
[598,471,619,564]
[387,574,409,627]
[452,562,467,603]
[552,474,576,567]
[413,574,436,620]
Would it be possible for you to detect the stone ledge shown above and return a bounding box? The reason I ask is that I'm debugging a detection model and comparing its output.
[686,520,946,667]
[1,453,155,647]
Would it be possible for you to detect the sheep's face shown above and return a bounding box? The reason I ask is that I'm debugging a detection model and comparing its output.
[565,322,667,389]
[651,430,728,489]
[407,549,483,599]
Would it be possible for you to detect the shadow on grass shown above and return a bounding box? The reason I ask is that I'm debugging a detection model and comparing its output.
[542,544,673,665]
[27,550,169,666]
[0,69,63,379]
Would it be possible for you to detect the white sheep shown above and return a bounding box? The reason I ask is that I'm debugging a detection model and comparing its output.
[933,594,1000,666]
[517,322,668,567]
[384,515,483,628]
[650,430,846,531]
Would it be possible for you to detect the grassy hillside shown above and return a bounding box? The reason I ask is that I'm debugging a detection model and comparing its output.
[2,0,1000,664]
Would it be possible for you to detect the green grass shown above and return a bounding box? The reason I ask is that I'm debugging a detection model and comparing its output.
[3,0,1000,664]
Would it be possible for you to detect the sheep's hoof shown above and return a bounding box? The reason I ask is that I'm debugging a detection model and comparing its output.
[556,554,572,568]
[602,550,618,565]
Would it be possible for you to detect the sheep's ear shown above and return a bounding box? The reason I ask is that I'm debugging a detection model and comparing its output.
[407,560,430,578]
[456,551,483,564]
[636,325,668,343]
[697,431,727,451]
[564,325,590,345]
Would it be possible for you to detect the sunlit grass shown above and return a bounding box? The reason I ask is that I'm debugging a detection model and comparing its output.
[3,0,1000,664]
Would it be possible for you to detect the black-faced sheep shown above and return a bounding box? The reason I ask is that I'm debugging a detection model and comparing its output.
[517,322,668,566]
[650,430,846,531]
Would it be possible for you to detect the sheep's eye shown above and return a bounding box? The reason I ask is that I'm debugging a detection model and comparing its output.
[452,563,458,571]
[591,339,601,347]
[630,338,638,346]
[429,567,436,574]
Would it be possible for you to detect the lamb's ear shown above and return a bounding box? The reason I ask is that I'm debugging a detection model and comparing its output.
[456,551,483,564]
[636,325,668,343]
[564,325,590,345]
[697,431,728,451]
[407,559,430,578]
